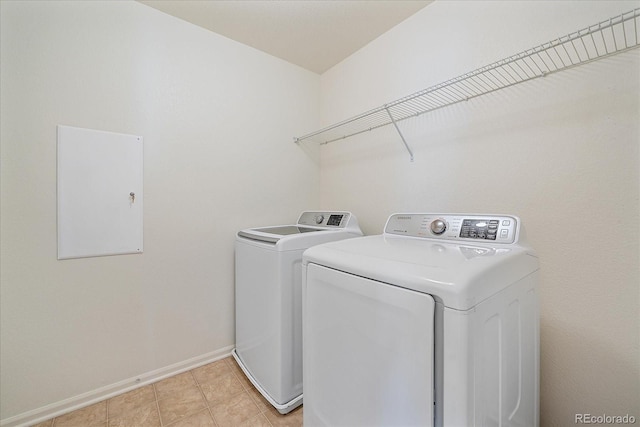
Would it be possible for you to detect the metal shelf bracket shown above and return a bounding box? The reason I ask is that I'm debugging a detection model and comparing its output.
[385,105,414,162]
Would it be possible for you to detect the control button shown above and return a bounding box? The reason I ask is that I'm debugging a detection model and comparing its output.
[315,214,325,224]
[430,219,447,235]
[502,220,511,226]
[500,229,509,238]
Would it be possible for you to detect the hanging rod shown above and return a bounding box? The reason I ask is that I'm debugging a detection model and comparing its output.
[294,8,640,159]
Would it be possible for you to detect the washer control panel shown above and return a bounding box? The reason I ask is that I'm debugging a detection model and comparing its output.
[298,211,352,229]
[384,213,519,244]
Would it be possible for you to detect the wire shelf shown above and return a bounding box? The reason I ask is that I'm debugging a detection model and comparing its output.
[294,8,640,159]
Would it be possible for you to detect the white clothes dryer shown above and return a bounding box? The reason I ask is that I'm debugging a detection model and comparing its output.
[233,211,362,414]
[302,213,539,427]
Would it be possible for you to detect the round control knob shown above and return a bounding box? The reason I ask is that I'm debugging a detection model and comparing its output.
[315,214,325,224]
[430,219,447,235]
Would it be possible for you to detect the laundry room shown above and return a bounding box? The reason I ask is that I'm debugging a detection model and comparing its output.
[0,1,638,426]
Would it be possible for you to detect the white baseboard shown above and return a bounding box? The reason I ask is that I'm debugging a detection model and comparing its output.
[0,345,235,427]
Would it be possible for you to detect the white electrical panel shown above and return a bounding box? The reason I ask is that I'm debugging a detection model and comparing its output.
[57,125,143,260]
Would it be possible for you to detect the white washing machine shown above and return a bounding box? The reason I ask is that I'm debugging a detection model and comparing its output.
[302,213,539,427]
[233,211,362,414]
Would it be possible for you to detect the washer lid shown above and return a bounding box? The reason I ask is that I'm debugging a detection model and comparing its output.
[254,226,320,235]
[237,211,362,248]
[238,226,321,243]
[302,234,538,310]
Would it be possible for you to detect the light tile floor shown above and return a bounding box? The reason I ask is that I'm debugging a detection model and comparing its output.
[31,356,303,427]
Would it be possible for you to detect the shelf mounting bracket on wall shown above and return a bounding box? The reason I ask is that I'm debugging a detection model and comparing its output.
[294,8,640,161]
[385,105,414,162]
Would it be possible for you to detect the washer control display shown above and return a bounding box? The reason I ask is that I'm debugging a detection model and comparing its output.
[297,211,351,228]
[327,215,343,226]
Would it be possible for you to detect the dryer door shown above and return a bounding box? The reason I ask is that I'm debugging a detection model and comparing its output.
[303,263,435,427]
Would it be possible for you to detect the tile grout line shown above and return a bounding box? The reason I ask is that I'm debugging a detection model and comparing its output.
[105,392,110,426]
[225,358,264,410]
[156,371,208,427]
[214,359,256,425]
[189,369,220,427]
[206,405,220,427]
[152,381,164,427]
[224,357,276,426]
[226,358,265,407]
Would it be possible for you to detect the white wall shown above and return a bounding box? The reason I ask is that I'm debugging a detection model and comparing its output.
[320,1,639,425]
[0,1,319,423]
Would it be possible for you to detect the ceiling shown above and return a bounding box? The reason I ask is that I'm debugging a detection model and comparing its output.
[138,0,432,74]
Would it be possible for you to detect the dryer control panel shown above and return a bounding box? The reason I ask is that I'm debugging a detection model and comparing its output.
[384,213,519,244]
